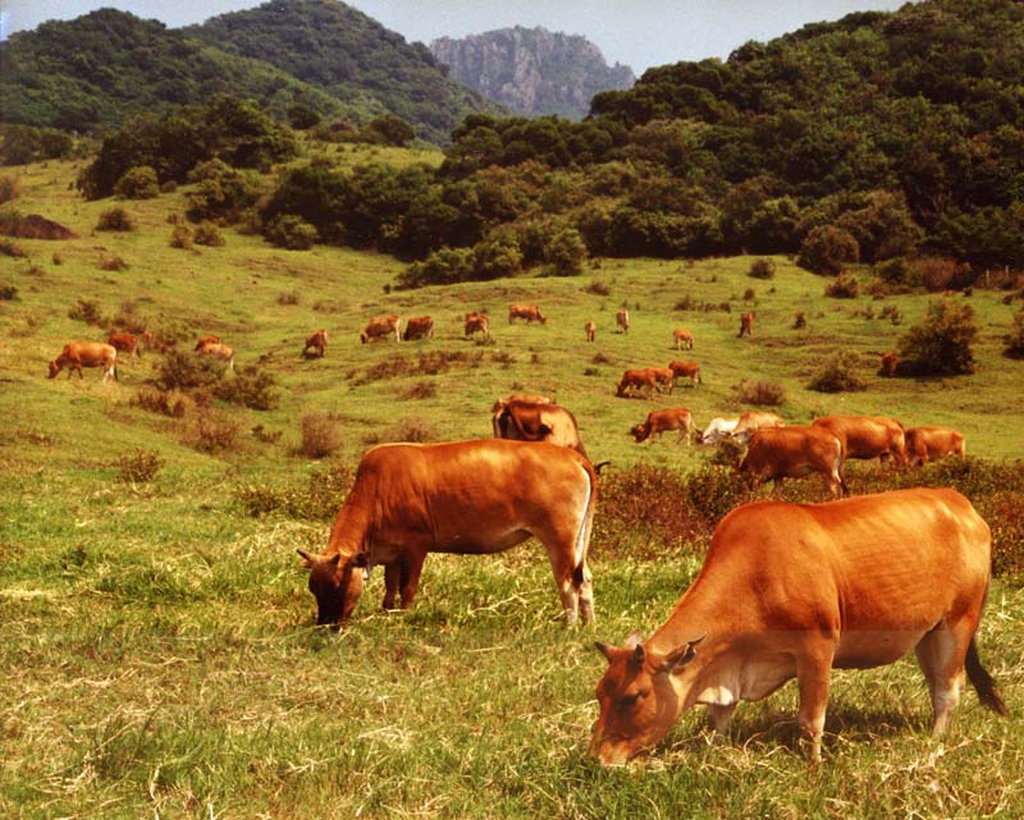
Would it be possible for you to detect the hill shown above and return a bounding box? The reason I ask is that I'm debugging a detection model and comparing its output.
[429,26,634,120]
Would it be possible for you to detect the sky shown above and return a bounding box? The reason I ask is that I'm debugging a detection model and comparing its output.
[2,0,910,74]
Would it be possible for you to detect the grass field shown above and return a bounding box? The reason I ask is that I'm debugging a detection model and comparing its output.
[1,155,1023,819]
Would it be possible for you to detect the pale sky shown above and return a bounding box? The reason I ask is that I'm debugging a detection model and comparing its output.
[2,1,910,74]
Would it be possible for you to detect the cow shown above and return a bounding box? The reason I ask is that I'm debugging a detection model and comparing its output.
[631,408,693,445]
[465,312,490,338]
[196,340,235,372]
[492,394,552,416]
[493,400,588,458]
[673,329,694,350]
[642,366,675,393]
[403,316,434,341]
[905,425,966,468]
[589,488,1006,766]
[585,319,596,343]
[880,352,898,377]
[360,314,401,344]
[731,411,785,444]
[194,335,221,351]
[47,341,117,383]
[107,332,142,362]
[667,360,701,388]
[508,304,546,325]
[812,415,906,492]
[739,311,755,338]
[697,417,739,446]
[616,369,657,399]
[739,426,844,498]
[296,439,597,626]
[615,309,630,333]
[302,329,328,358]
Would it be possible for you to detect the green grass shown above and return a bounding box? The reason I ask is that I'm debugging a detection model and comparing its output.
[1,155,1023,818]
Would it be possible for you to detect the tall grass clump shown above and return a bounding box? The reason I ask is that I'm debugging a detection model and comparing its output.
[735,379,786,406]
[808,352,867,393]
[115,447,164,483]
[299,411,341,459]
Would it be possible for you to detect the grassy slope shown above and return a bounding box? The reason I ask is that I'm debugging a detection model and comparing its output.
[1,151,1023,819]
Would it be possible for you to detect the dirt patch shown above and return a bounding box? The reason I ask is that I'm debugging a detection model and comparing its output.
[0,213,77,240]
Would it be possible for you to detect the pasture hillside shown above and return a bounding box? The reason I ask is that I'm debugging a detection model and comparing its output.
[1,154,1023,818]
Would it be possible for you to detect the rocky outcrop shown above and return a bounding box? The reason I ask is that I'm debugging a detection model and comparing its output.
[430,26,634,120]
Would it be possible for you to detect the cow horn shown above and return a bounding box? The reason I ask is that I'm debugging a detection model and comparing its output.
[296,548,315,568]
[594,641,614,662]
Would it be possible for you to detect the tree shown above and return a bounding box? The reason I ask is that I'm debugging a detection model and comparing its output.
[797,225,860,275]
[897,299,979,376]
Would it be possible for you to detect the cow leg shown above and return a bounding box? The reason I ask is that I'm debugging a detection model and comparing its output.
[915,623,970,735]
[382,561,401,610]
[398,553,425,609]
[796,652,833,764]
[707,703,737,735]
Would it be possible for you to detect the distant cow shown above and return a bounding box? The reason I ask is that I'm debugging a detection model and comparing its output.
[403,316,434,341]
[667,360,701,387]
[107,332,142,362]
[739,426,844,498]
[697,417,739,446]
[494,400,588,458]
[673,329,693,350]
[194,335,221,351]
[465,312,490,338]
[880,352,898,377]
[508,304,546,325]
[632,408,693,445]
[585,319,596,343]
[731,411,785,444]
[739,312,755,338]
[196,340,235,372]
[360,314,401,344]
[646,366,676,393]
[616,368,657,399]
[905,425,966,467]
[48,341,117,383]
[615,309,630,333]
[302,329,328,358]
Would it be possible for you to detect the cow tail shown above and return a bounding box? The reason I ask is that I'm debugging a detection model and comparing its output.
[965,636,1008,716]
[572,459,598,588]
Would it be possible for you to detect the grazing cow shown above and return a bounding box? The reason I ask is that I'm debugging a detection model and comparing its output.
[194,335,221,351]
[360,314,401,344]
[492,393,552,416]
[616,368,658,399]
[667,360,701,388]
[403,316,434,341]
[905,425,966,467]
[673,329,694,350]
[697,417,739,446]
[494,400,588,458]
[196,340,235,372]
[632,408,693,445]
[589,487,1006,766]
[812,415,906,492]
[296,439,597,626]
[302,329,328,358]
[585,318,596,343]
[644,366,676,393]
[615,308,630,333]
[107,332,142,362]
[739,426,844,498]
[880,352,898,377]
[731,411,785,444]
[508,303,547,325]
[47,341,117,383]
[739,311,755,338]
[465,312,490,338]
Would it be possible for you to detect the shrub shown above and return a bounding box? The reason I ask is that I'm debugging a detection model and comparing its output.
[875,257,907,285]
[400,381,437,400]
[116,447,164,483]
[824,272,860,298]
[0,175,21,204]
[0,239,25,258]
[155,351,224,391]
[300,412,341,459]
[134,386,193,418]
[897,299,979,376]
[583,280,611,296]
[114,166,160,199]
[98,254,128,271]
[193,221,225,247]
[183,408,240,454]
[96,207,136,232]
[0,283,18,300]
[235,463,354,520]
[742,287,756,301]
[266,215,318,250]
[735,379,786,406]
[907,255,976,292]
[808,352,867,393]
[366,418,437,444]
[1004,306,1024,359]
[276,291,300,306]
[68,298,105,326]
[213,365,278,411]
[169,225,193,249]
[797,225,860,275]
[792,311,807,329]
[880,304,902,325]
[748,258,776,279]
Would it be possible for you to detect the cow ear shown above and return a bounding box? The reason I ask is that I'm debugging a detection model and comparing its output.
[660,635,705,674]
[296,548,315,569]
[594,641,615,662]
[623,630,644,650]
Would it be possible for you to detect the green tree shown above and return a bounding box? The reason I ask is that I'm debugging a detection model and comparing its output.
[898,299,979,375]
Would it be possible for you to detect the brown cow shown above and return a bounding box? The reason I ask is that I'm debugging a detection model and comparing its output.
[631,408,693,445]
[302,329,328,358]
[194,335,221,351]
[905,425,966,467]
[360,314,401,344]
[508,303,547,325]
[493,400,588,458]
[196,340,235,372]
[644,366,676,393]
[403,316,434,341]
[107,332,142,362]
[739,311,755,338]
[739,426,844,498]
[667,360,701,387]
[731,411,785,444]
[616,369,657,399]
[296,439,597,626]
[880,352,898,377]
[585,319,596,343]
[673,329,693,350]
[615,308,630,333]
[48,341,117,383]
[590,488,1005,765]
[491,393,552,416]
[812,415,906,492]
[465,312,490,338]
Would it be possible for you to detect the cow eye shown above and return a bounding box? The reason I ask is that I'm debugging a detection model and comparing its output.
[620,689,647,709]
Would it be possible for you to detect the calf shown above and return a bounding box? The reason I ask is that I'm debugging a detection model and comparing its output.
[302,329,328,358]
[508,304,546,325]
[673,328,693,350]
[631,408,693,445]
[465,312,490,338]
[905,425,966,467]
[403,316,434,341]
[738,311,755,338]
[616,369,657,399]
[196,340,235,372]
[615,308,630,333]
[360,314,401,344]
[107,332,142,362]
[739,426,843,498]
[667,360,701,387]
[879,352,898,377]
[48,341,117,383]
[585,319,596,343]
[194,335,221,351]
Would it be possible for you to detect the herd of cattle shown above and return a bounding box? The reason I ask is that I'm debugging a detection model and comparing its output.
[46,301,1002,766]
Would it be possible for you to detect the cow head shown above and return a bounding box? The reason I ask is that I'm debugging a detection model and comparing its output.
[47,358,61,378]
[590,632,703,766]
[630,423,650,443]
[297,549,366,626]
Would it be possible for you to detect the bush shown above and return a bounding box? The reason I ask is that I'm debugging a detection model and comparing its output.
[98,254,129,271]
[213,365,278,411]
[907,255,976,292]
[266,215,318,250]
[114,166,160,199]
[735,379,786,406]
[300,412,342,459]
[68,298,105,326]
[156,351,224,391]
[824,273,859,298]
[169,225,193,249]
[0,175,21,204]
[0,283,18,301]
[96,207,136,232]
[748,258,776,279]
[116,448,164,483]
[193,221,225,247]
[792,311,806,329]
[235,463,354,520]
[0,239,25,258]
[897,299,979,375]
[583,280,611,296]
[133,386,193,418]
[808,352,867,393]
[797,225,860,275]
[1004,306,1024,359]
[183,408,240,454]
